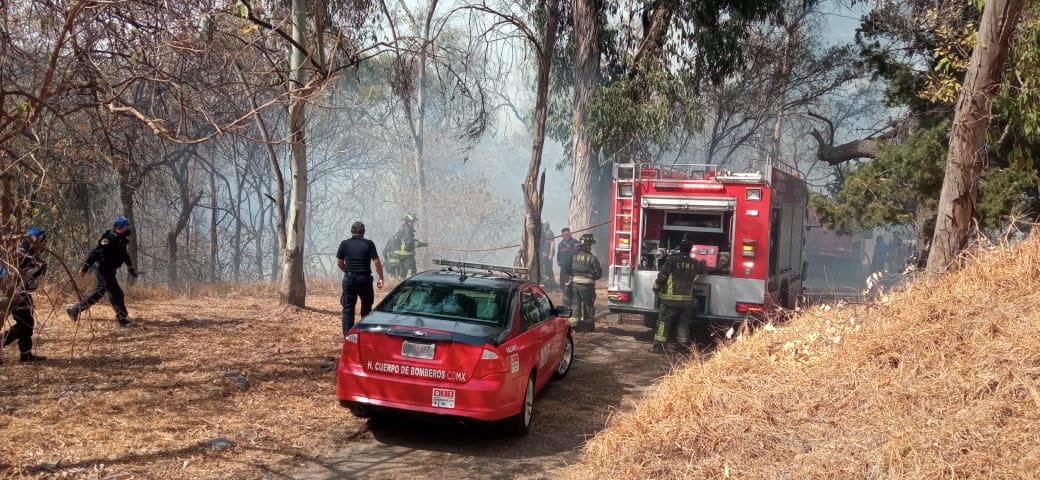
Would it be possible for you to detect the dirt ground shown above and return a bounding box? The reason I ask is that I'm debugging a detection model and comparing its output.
[0,286,677,479]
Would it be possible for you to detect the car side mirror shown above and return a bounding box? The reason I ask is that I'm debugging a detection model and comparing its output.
[553,306,572,318]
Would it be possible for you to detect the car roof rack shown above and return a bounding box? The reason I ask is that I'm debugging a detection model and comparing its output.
[432,259,529,279]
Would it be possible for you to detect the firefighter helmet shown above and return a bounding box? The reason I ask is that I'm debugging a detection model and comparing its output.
[403,214,417,223]
[579,233,596,245]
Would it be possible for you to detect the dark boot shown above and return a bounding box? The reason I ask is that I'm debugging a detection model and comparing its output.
[19,352,46,362]
[65,304,80,322]
[118,318,135,328]
[649,343,665,353]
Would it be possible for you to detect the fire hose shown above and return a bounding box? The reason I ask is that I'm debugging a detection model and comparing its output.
[424,220,611,253]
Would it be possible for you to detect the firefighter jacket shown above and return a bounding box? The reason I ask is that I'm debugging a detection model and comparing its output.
[570,251,602,285]
[393,225,427,257]
[81,230,133,274]
[654,253,706,303]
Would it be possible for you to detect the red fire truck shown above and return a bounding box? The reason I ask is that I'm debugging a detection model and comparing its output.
[606,161,808,327]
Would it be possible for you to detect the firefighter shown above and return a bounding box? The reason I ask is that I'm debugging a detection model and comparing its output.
[1,227,49,363]
[66,216,139,327]
[383,233,402,281]
[539,222,557,288]
[556,227,579,307]
[393,214,428,278]
[569,233,602,333]
[650,240,707,353]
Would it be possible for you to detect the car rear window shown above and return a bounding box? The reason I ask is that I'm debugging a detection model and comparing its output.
[376,281,510,326]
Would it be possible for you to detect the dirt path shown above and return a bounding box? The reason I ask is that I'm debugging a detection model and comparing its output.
[276,310,676,480]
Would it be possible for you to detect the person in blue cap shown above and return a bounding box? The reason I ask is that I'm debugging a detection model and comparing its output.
[1,227,49,363]
[66,216,138,327]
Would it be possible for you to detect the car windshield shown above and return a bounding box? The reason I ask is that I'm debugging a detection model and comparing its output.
[376,281,511,326]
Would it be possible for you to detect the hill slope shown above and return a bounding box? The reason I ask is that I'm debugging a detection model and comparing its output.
[565,236,1040,479]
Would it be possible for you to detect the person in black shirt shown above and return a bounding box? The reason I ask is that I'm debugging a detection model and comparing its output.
[2,227,49,363]
[335,221,385,336]
[66,216,138,327]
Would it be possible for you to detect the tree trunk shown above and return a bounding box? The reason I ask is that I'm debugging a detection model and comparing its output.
[631,0,675,73]
[522,0,561,282]
[912,202,937,268]
[569,0,610,258]
[208,162,219,283]
[232,144,244,282]
[926,0,1025,273]
[167,191,203,285]
[280,0,309,306]
[770,20,795,158]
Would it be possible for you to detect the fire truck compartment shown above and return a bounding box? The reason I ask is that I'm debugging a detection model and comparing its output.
[639,205,735,276]
[610,272,766,320]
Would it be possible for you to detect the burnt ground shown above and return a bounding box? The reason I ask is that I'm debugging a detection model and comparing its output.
[273,301,677,480]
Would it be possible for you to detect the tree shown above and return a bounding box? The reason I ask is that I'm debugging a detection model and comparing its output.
[470,0,564,282]
[568,0,610,255]
[926,0,1026,272]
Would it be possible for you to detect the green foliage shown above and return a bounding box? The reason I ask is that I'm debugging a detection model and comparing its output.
[977,167,1038,228]
[587,66,701,163]
[812,122,949,233]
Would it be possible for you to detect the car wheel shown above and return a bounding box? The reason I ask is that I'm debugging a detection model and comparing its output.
[553,333,574,379]
[505,374,535,436]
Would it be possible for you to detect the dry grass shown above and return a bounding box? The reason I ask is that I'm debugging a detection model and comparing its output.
[565,235,1040,480]
[0,280,375,479]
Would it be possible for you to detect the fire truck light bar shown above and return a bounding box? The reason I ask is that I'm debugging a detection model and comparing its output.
[432,259,528,276]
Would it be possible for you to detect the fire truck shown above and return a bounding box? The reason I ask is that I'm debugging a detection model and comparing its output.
[606,161,808,327]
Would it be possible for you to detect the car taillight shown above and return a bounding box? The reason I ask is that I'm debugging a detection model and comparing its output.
[341,333,360,361]
[736,302,764,315]
[609,291,631,303]
[473,346,508,379]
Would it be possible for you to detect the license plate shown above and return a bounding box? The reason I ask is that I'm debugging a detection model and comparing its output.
[432,388,456,408]
[402,340,435,360]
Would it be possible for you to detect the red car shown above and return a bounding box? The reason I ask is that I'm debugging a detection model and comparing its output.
[337,261,575,435]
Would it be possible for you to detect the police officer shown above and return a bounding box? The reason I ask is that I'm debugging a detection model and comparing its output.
[569,233,602,332]
[393,214,428,278]
[650,240,706,353]
[1,227,49,363]
[66,216,138,327]
[336,221,385,336]
[556,227,579,307]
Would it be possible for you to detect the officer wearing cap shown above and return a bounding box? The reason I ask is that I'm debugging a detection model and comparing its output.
[650,240,707,353]
[568,233,602,332]
[66,216,138,327]
[336,221,385,336]
[1,227,49,363]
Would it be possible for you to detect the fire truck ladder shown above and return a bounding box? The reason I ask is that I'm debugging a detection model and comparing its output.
[613,165,637,267]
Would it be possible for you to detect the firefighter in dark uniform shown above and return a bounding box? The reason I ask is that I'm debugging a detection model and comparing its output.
[393,214,428,278]
[336,221,385,336]
[1,227,49,363]
[383,233,402,281]
[568,233,602,332]
[651,240,707,353]
[66,217,138,327]
[556,228,579,307]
